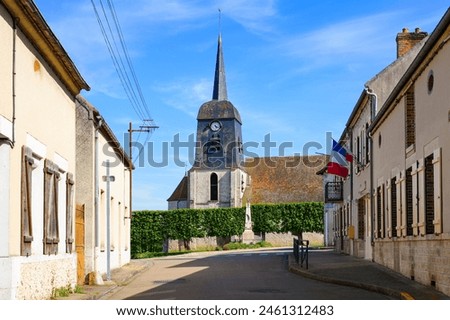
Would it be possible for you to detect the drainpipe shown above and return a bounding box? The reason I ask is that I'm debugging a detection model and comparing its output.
[10,18,17,147]
[1,17,19,148]
[348,129,353,254]
[364,86,377,259]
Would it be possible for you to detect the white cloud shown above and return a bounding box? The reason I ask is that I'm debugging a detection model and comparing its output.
[279,11,403,66]
[119,0,279,35]
[153,78,211,117]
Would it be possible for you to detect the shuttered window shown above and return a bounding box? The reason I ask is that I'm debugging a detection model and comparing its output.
[44,159,60,255]
[406,167,413,236]
[376,186,382,238]
[357,198,365,239]
[391,177,397,238]
[21,146,34,256]
[405,87,415,149]
[424,154,434,235]
[66,172,75,253]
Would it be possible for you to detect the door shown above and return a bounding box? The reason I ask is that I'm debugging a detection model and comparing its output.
[75,204,85,285]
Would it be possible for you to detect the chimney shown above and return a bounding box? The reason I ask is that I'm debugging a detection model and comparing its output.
[396,27,428,58]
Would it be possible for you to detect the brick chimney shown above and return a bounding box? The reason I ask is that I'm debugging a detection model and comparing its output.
[396,27,428,58]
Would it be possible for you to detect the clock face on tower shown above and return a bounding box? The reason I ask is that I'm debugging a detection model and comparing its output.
[209,120,222,132]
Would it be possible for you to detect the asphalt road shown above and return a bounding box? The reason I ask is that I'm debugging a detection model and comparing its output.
[106,248,390,300]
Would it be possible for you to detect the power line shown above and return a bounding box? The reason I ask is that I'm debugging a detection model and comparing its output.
[91,0,155,125]
[107,0,152,119]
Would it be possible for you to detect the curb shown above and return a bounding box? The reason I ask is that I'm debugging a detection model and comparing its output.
[287,255,406,300]
[81,259,155,300]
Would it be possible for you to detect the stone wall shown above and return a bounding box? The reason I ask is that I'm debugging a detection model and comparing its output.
[168,232,324,252]
[16,255,77,300]
[374,234,450,296]
[264,232,324,247]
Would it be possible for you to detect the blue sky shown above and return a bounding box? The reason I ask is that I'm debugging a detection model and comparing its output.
[34,0,449,210]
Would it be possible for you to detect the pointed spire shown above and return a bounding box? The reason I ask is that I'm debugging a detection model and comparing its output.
[212,33,228,101]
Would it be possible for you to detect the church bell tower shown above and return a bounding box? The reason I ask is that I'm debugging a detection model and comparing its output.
[188,33,248,209]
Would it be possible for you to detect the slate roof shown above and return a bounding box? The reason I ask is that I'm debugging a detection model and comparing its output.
[212,33,228,101]
[243,155,327,204]
[167,175,188,201]
[197,100,242,123]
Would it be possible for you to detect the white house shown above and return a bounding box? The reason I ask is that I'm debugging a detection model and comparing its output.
[75,96,132,284]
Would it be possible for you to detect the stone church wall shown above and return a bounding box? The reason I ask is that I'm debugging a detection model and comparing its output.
[167,232,324,252]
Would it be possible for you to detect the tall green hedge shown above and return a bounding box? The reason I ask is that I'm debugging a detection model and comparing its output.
[251,202,324,235]
[131,207,245,256]
[131,202,323,256]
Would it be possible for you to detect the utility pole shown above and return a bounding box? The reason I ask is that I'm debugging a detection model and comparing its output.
[128,120,158,215]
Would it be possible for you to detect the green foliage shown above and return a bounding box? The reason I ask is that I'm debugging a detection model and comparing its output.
[204,207,245,237]
[52,284,83,299]
[130,210,166,256]
[252,202,324,234]
[131,207,245,257]
[131,203,323,257]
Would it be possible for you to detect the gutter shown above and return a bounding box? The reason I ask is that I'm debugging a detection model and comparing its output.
[0,8,18,148]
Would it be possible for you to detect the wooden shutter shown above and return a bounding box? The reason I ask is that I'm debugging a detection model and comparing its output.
[432,148,442,234]
[44,159,60,255]
[21,146,34,256]
[66,172,75,253]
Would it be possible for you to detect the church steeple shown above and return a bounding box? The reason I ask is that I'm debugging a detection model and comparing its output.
[212,33,228,101]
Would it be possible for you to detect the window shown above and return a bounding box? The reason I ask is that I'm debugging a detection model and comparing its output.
[21,146,34,256]
[425,154,434,234]
[356,136,360,165]
[376,186,385,238]
[43,159,60,255]
[358,198,365,239]
[405,86,415,149]
[391,177,397,238]
[406,167,413,236]
[427,70,434,94]
[210,173,218,201]
[376,186,382,238]
[365,123,370,163]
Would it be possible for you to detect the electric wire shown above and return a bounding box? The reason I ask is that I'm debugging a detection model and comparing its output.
[91,0,157,163]
[107,0,152,120]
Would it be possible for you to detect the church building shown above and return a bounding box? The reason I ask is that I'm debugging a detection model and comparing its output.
[167,33,326,212]
[168,33,249,209]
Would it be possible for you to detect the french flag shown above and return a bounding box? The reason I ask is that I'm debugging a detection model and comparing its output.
[327,138,353,178]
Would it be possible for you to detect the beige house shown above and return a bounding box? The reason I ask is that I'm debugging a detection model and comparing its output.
[328,28,428,259]
[75,96,132,284]
[369,8,450,296]
[0,0,89,299]
[321,7,450,296]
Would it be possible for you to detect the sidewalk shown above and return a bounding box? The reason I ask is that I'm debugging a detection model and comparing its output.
[288,249,449,300]
[61,259,154,300]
